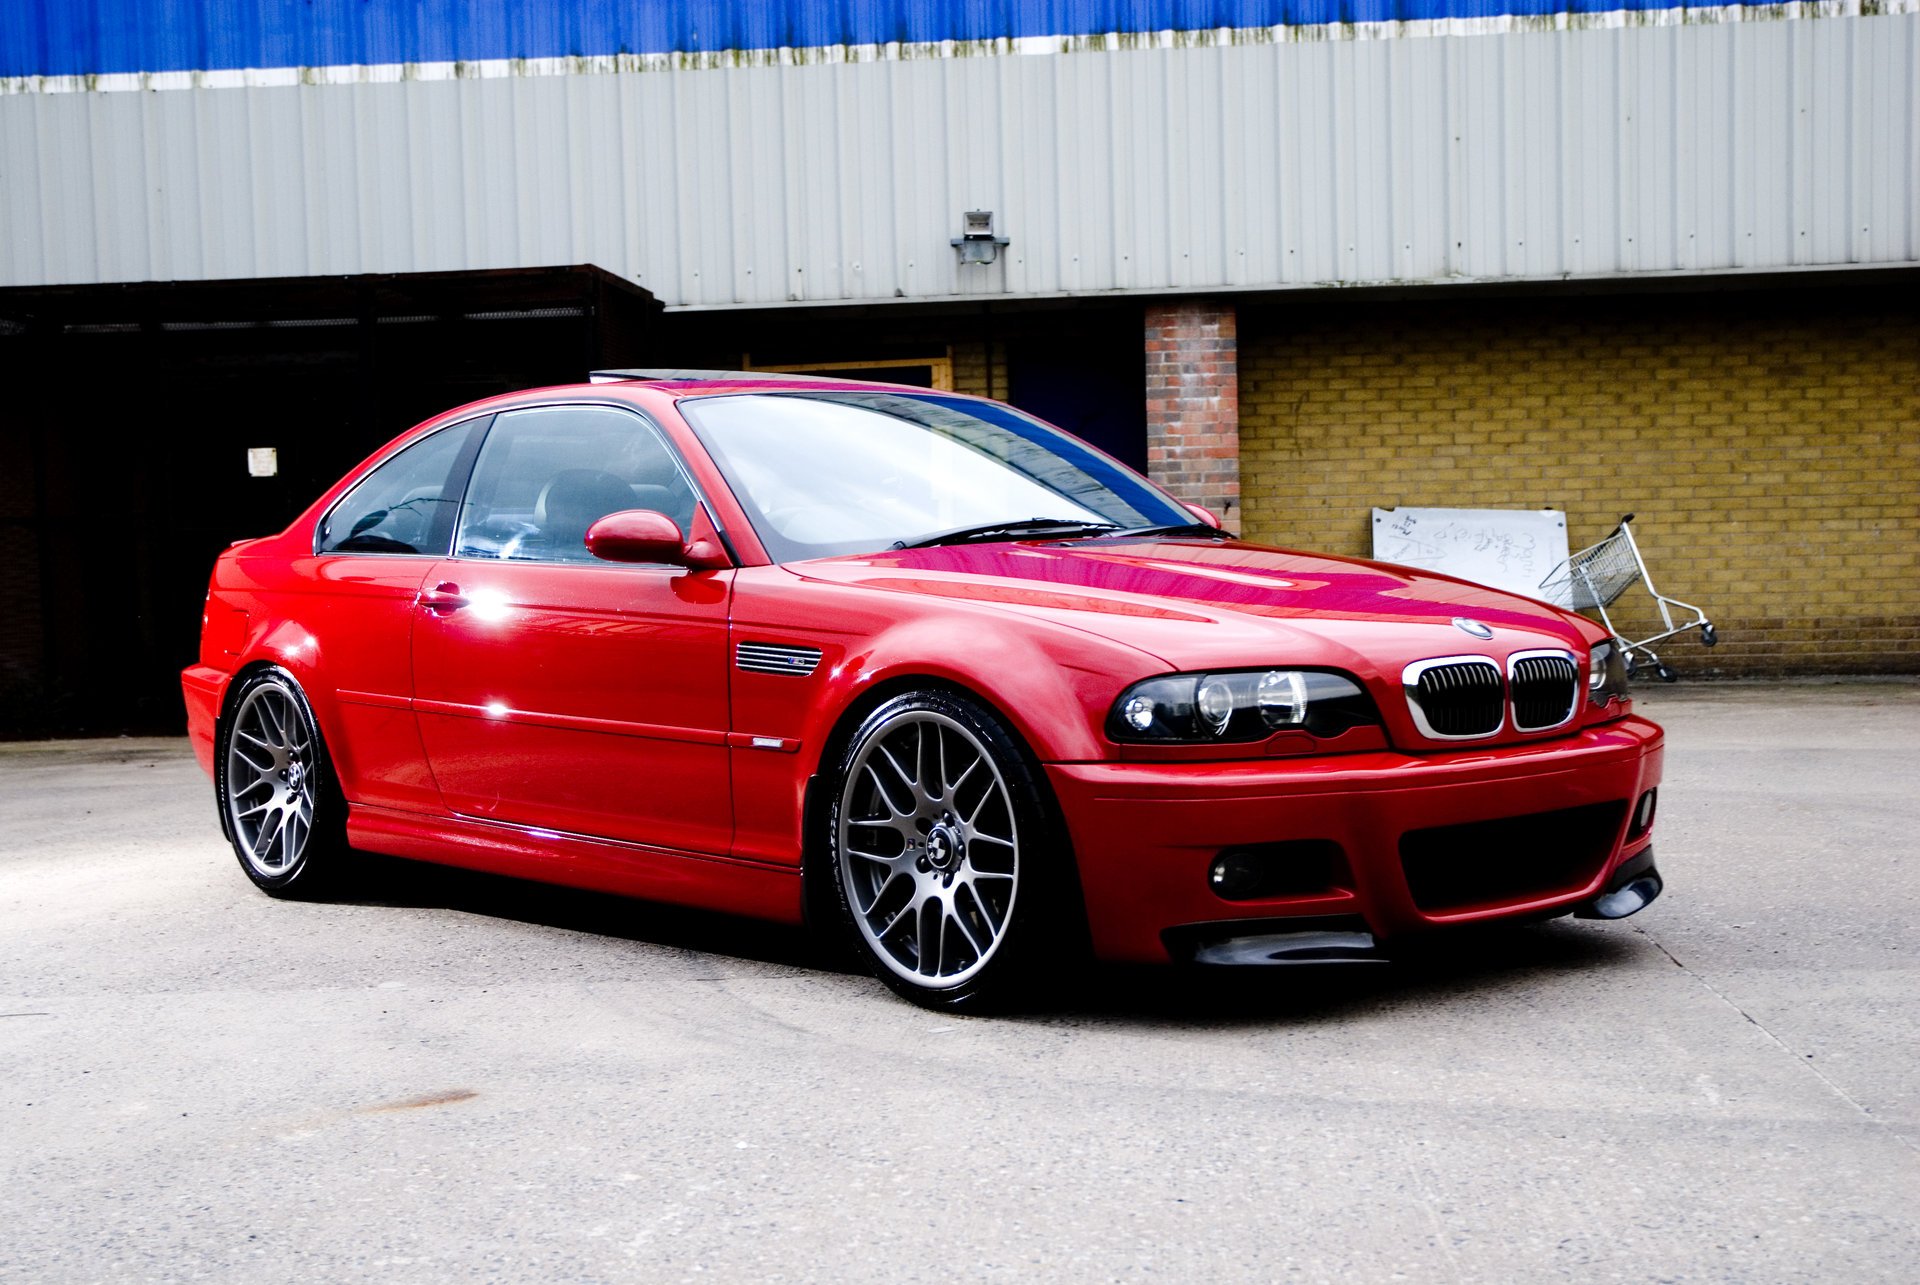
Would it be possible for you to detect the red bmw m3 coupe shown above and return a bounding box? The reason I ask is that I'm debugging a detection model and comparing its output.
[184,371,1663,1009]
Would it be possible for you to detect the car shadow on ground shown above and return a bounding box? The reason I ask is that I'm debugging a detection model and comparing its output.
[1049,923,1643,1028]
[332,847,1649,1024]
[336,849,847,974]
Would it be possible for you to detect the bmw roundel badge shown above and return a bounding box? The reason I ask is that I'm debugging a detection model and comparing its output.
[1452,617,1495,640]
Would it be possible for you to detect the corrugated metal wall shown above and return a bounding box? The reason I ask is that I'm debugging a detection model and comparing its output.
[3,15,1915,306]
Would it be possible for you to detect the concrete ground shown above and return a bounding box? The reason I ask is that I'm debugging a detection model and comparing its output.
[1,681,1916,1283]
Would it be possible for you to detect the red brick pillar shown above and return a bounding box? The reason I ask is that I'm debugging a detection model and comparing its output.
[1144,300,1239,532]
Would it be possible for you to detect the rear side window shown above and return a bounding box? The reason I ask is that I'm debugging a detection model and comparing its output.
[456,405,696,563]
[317,420,483,556]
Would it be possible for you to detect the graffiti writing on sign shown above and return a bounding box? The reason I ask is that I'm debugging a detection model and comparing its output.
[1370,507,1570,600]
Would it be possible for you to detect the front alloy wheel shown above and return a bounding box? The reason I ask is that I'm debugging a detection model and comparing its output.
[831,690,1072,1010]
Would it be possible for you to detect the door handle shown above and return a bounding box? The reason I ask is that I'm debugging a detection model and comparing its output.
[419,582,469,613]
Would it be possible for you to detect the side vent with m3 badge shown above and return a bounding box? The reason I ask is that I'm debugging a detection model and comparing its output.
[735,641,823,677]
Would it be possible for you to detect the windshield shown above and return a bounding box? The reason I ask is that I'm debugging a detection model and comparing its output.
[679,391,1192,562]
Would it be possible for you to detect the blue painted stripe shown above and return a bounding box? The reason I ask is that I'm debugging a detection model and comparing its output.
[1,0,1798,79]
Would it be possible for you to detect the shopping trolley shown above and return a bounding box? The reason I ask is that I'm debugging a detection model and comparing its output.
[1537,514,1717,682]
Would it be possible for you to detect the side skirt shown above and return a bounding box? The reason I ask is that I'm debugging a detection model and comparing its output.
[348,805,805,925]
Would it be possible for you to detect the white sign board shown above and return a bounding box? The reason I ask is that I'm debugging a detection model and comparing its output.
[1371,507,1570,604]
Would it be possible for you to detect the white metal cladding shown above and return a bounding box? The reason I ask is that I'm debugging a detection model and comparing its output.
[2,16,1915,305]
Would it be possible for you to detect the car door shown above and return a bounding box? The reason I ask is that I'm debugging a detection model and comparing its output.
[410,403,734,856]
[295,415,487,813]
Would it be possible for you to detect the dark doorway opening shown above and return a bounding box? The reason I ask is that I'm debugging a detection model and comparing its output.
[0,267,659,737]
[1006,314,1147,473]
[671,301,1148,468]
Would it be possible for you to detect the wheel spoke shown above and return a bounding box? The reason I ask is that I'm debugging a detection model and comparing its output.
[857,869,892,918]
[283,697,310,751]
[918,724,941,800]
[966,873,1010,931]
[949,895,987,958]
[274,693,299,747]
[888,846,919,876]
[918,900,944,975]
[854,767,910,822]
[862,760,912,818]
[873,881,921,937]
[269,808,291,868]
[255,697,284,748]
[873,742,918,800]
[252,810,283,864]
[946,754,980,802]
[846,832,909,870]
[231,741,274,773]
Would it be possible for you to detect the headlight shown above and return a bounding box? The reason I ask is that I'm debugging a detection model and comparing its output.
[1588,640,1631,714]
[1107,669,1379,743]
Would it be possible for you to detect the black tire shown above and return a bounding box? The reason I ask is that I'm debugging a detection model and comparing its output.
[215,667,351,899]
[1701,624,1718,647]
[825,689,1082,1012]
[1656,664,1679,683]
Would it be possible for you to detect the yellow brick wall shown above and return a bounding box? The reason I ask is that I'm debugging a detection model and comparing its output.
[1238,294,1920,675]
[950,340,1009,400]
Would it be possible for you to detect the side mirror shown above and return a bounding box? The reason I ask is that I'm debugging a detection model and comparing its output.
[585,510,684,563]
[585,509,732,569]
[1184,502,1223,530]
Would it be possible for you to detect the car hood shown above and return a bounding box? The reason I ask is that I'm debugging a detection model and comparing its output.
[792,536,1596,678]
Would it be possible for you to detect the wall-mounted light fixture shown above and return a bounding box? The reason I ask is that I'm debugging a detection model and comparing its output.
[951,210,1009,266]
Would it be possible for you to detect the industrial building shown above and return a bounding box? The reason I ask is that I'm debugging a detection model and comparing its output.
[2,1,1916,733]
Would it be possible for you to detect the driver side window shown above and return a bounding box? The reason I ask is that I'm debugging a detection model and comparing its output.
[456,405,696,563]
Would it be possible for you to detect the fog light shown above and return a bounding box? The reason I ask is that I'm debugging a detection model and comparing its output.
[1208,850,1265,899]
[1629,788,1658,839]
[1207,841,1350,901]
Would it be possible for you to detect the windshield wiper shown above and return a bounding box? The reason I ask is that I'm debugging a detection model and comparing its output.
[1109,521,1235,540]
[893,517,1123,550]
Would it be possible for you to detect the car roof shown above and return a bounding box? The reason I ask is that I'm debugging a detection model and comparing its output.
[586,369,968,398]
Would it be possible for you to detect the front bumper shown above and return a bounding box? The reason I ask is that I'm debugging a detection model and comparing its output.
[1046,714,1664,964]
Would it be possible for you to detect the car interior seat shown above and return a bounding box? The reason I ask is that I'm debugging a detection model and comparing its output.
[624,450,696,530]
[534,469,642,560]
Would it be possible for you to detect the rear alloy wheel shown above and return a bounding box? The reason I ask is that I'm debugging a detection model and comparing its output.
[218,668,347,897]
[830,690,1068,1011]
